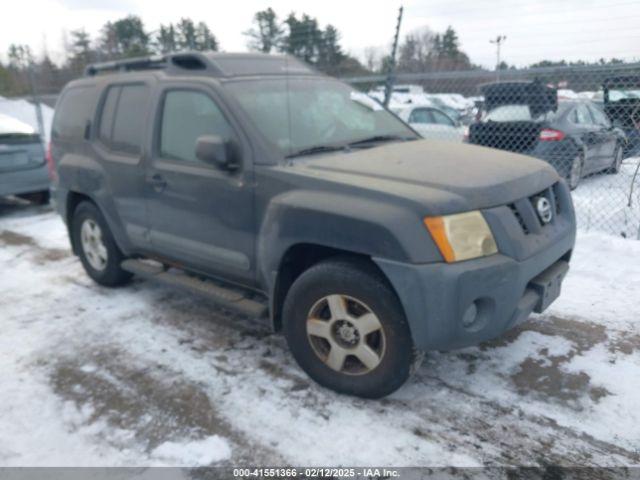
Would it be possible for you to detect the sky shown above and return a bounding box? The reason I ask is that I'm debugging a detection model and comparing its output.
[0,0,639,69]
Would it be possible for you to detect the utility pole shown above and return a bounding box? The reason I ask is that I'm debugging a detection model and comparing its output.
[383,6,403,107]
[26,59,45,150]
[490,35,506,81]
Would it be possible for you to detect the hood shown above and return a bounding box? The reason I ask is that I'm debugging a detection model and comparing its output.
[481,81,557,117]
[292,139,559,214]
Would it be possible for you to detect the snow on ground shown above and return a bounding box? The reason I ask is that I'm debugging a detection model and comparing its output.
[0,197,639,467]
[572,157,640,239]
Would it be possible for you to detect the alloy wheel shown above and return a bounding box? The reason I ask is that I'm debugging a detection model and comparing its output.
[306,294,386,375]
[80,219,108,271]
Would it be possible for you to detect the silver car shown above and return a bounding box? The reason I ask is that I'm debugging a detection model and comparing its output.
[0,114,49,204]
[392,105,465,142]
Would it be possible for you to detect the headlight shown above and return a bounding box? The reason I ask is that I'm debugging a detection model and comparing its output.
[423,211,498,263]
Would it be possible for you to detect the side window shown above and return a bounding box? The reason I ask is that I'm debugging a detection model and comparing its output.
[159,90,233,163]
[408,108,433,124]
[51,86,95,141]
[588,105,611,127]
[111,85,150,155]
[98,86,120,145]
[431,110,455,126]
[574,105,593,125]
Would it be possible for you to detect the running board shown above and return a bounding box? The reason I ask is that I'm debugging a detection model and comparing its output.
[121,259,268,318]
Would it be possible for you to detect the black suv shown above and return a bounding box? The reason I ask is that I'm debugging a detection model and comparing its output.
[50,52,576,398]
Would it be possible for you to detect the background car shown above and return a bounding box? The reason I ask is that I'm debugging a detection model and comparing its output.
[0,113,49,204]
[603,76,640,158]
[468,81,627,189]
[391,104,464,142]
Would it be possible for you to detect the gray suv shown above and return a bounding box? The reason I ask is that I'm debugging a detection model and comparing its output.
[51,52,576,398]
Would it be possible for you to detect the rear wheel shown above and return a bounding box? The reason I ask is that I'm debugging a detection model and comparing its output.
[283,258,418,398]
[71,201,132,287]
[607,145,623,174]
[567,153,583,190]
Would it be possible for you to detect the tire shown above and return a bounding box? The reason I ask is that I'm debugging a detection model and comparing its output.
[71,201,132,287]
[607,145,623,174]
[18,190,50,205]
[567,153,584,190]
[282,258,418,398]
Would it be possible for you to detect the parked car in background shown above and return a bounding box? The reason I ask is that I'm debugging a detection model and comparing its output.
[603,76,640,158]
[468,81,626,189]
[391,104,464,142]
[0,113,50,204]
[367,84,426,105]
[424,94,475,125]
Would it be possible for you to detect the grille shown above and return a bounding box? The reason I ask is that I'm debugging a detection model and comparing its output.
[509,183,560,235]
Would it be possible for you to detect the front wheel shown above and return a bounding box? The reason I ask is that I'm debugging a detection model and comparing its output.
[283,258,419,398]
[607,145,623,174]
[71,201,132,287]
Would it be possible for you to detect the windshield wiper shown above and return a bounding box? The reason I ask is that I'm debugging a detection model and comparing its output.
[285,144,348,159]
[347,134,415,148]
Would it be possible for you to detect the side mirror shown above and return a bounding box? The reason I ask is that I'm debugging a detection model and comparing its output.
[195,135,239,171]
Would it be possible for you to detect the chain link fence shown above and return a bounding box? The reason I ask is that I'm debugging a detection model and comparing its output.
[343,62,640,238]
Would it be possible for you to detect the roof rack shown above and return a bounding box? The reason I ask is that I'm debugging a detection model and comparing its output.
[84,51,317,78]
[84,52,218,77]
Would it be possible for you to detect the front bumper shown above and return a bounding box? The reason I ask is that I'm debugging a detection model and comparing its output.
[375,242,572,351]
[374,181,576,351]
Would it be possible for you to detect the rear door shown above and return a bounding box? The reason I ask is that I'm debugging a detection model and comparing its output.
[91,81,153,249]
[145,82,255,286]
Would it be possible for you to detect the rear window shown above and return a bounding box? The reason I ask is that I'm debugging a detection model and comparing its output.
[52,86,95,141]
[485,105,532,122]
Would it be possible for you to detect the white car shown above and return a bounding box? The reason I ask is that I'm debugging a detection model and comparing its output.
[392,104,465,142]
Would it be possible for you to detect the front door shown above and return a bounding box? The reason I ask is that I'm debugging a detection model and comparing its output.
[572,103,603,174]
[145,86,255,285]
[588,104,618,169]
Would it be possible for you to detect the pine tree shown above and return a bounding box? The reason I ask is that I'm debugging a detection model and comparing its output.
[244,8,283,53]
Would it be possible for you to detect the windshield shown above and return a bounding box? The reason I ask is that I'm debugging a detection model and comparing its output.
[225,78,416,157]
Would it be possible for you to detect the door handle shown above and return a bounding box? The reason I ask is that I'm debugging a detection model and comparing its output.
[149,173,167,192]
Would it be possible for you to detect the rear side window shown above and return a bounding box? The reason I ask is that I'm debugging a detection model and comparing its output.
[98,87,119,144]
[52,86,95,141]
[97,84,150,155]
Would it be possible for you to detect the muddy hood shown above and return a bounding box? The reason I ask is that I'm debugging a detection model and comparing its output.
[296,139,559,213]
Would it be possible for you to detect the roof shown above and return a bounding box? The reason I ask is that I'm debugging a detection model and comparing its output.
[84,51,317,79]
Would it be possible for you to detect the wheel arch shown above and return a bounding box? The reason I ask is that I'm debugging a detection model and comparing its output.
[269,243,401,333]
[66,191,96,255]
